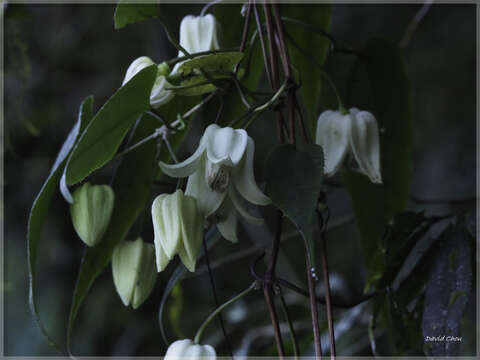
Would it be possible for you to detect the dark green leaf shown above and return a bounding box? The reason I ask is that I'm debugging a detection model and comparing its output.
[368,211,428,290]
[169,52,244,97]
[178,52,244,77]
[344,38,413,291]
[422,216,473,356]
[27,95,94,351]
[114,0,159,30]
[67,113,158,353]
[265,144,323,271]
[64,65,157,189]
[282,4,332,137]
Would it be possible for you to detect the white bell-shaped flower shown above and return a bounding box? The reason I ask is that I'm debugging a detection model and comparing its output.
[172,14,220,74]
[316,108,382,184]
[151,190,204,272]
[178,14,220,57]
[164,339,216,360]
[159,124,270,242]
[122,56,174,109]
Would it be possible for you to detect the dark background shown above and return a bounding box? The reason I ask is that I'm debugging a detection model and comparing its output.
[4,3,476,356]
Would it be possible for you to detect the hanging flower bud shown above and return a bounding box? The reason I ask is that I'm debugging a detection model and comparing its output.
[164,339,216,360]
[315,108,382,184]
[70,182,114,247]
[151,190,204,272]
[178,14,220,56]
[122,56,174,109]
[171,14,221,74]
[111,238,157,309]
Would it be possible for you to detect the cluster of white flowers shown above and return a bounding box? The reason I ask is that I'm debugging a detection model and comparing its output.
[113,11,383,359]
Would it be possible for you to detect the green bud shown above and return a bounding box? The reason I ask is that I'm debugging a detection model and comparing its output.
[112,238,157,309]
[151,189,204,272]
[70,182,114,247]
[157,62,170,77]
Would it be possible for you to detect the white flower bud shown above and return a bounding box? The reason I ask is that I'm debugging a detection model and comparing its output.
[165,339,216,360]
[111,238,157,309]
[151,190,204,272]
[122,56,173,108]
[178,14,220,56]
[69,182,114,247]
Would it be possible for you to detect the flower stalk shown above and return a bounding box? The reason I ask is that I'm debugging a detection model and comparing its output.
[194,281,257,344]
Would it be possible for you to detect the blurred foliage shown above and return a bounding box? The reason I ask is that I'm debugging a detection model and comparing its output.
[4,3,477,357]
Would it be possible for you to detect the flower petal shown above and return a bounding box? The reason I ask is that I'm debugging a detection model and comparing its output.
[216,204,239,243]
[150,76,174,109]
[315,110,351,176]
[151,194,176,270]
[229,186,264,225]
[179,194,204,267]
[232,137,271,206]
[122,56,154,86]
[350,110,382,184]
[206,126,248,167]
[158,124,218,178]
[159,192,182,258]
[186,157,226,216]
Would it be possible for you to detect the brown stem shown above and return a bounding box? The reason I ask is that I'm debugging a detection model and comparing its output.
[263,2,280,89]
[234,1,253,76]
[319,215,336,358]
[253,3,273,87]
[271,3,291,78]
[306,256,322,358]
[267,210,283,276]
[263,284,285,358]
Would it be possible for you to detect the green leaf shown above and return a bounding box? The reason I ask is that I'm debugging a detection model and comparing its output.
[114,0,159,30]
[169,52,244,97]
[67,113,158,353]
[178,52,244,77]
[344,38,413,292]
[64,65,157,189]
[265,144,323,271]
[27,96,94,351]
[282,4,332,137]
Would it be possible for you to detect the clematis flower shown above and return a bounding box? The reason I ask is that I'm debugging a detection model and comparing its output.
[151,190,204,272]
[122,56,174,108]
[111,238,157,309]
[164,339,216,360]
[159,124,270,242]
[315,108,382,184]
[172,14,220,74]
[178,14,220,57]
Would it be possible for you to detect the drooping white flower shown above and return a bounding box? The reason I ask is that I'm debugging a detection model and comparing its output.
[172,14,220,74]
[315,108,382,184]
[122,56,174,109]
[159,124,270,242]
[151,190,204,272]
[164,339,216,360]
[178,14,220,57]
[111,238,157,309]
